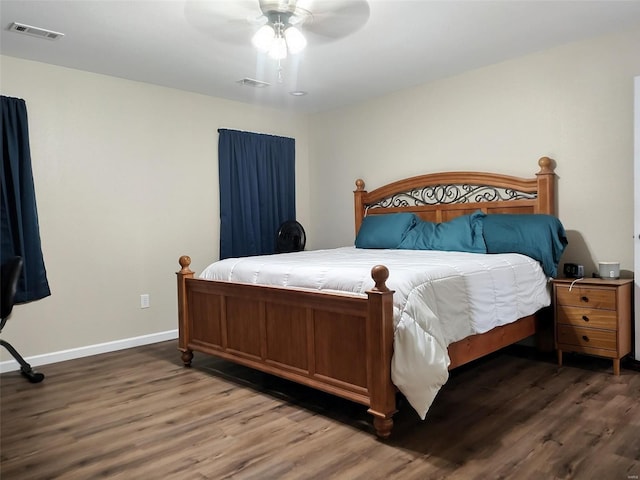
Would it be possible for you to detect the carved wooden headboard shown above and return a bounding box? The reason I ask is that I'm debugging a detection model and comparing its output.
[353,157,556,235]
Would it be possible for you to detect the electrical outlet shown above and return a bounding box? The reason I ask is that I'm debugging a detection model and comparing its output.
[140,294,150,309]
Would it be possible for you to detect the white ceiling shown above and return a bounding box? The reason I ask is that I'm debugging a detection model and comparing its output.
[2,0,640,114]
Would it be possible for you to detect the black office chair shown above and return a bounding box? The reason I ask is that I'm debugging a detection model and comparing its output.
[0,256,45,383]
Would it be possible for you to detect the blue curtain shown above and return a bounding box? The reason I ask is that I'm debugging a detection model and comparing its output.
[1,96,51,303]
[218,129,296,259]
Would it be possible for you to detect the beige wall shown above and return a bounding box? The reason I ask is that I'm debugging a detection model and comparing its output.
[308,27,640,279]
[2,26,639,365]
[0,55,310,363]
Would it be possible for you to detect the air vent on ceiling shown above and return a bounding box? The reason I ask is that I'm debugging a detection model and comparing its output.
[9,22,64,40]
[237,78,270,88]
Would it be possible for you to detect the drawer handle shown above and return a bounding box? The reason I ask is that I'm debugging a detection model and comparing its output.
[582,335,589,342]
[582,315,589,322]
[580,296,589,303]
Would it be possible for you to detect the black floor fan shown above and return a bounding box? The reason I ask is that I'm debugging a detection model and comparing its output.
[276,221,306,253]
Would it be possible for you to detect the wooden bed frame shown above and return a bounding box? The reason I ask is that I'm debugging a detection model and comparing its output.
[177,156,556,438]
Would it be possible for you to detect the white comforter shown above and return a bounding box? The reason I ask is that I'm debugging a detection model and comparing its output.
[200,247,550,419]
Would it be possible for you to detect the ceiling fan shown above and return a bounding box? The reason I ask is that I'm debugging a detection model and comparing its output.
[184,0,370,59]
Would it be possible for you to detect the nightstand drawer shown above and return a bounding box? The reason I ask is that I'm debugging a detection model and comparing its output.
[557,325,617,350]
[555,286,616,310]
[556,306,617,329]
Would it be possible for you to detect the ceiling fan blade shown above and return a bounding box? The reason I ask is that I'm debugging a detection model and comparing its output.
[301,0,370,40]
[184,0,264,44]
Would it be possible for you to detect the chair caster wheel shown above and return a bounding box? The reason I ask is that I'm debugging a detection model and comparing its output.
[21,368,44,383]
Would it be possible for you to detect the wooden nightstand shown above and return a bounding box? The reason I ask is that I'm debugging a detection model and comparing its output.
[552,277,633,375]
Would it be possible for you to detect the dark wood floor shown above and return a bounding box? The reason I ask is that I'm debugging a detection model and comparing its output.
[1,341,639,479]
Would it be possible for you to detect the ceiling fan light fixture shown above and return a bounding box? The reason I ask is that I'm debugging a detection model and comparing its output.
[252,7,308,60]
[284,26,306,54]
[252,24,275,51]
[268,35,288,60]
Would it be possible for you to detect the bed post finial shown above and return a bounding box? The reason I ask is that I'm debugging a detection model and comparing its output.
[371,265,390,292]
[537,156,554,174]
[355,178,365,191]
[179,255,193,275]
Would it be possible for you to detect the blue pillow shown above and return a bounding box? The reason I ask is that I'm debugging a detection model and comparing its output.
[355,213,418,249]
[398,211,487,253]
[482,214,568,277]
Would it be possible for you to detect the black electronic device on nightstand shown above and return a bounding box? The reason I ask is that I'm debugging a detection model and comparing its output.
[563,263,584,278]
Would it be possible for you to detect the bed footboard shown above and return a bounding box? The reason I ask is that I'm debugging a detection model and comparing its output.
[177,256,397,438]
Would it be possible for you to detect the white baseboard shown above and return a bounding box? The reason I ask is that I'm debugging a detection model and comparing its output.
[0,329,178,373]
